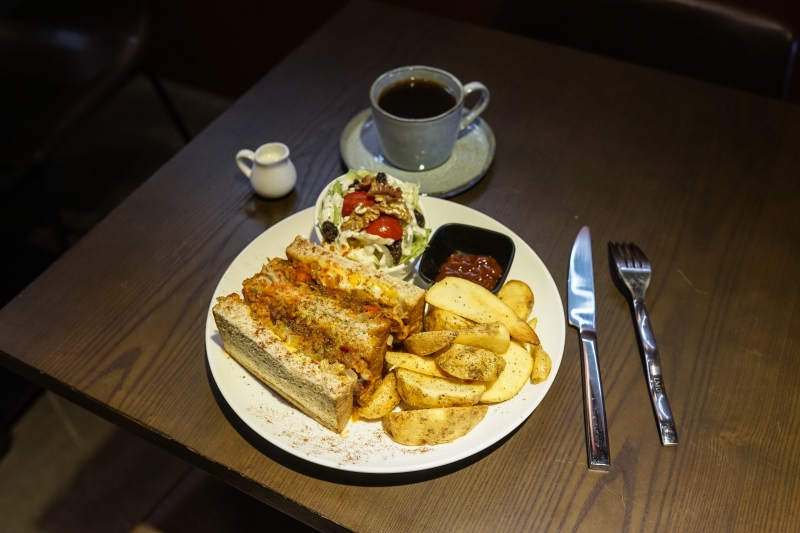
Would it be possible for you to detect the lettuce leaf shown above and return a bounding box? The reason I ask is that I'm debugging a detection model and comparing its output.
[401,228,431,263]
[331,180,344,225]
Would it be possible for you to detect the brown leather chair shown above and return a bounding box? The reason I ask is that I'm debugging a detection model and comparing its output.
[492,0,798,99]
[0,0,191,458]
[0,0,190,246]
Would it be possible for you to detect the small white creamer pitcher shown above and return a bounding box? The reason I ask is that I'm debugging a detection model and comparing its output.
[235,142,297,198]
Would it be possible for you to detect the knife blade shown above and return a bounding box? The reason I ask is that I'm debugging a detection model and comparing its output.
[567,226,611,471]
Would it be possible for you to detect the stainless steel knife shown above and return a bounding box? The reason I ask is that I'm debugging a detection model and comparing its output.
[567,226,611,471]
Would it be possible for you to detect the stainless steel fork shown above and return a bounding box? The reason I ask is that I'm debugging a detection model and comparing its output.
[609,242,678,446]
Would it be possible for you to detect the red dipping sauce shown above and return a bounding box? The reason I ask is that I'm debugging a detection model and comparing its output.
[436,253,504,290]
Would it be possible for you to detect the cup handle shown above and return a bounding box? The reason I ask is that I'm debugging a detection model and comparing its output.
[460,82,490,131]
[235,149,255,178]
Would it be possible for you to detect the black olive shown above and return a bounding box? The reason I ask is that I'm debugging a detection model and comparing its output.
[388,240,403,265]
[414,209,425,228]
[320,221,338,243]
[376,172,387,184]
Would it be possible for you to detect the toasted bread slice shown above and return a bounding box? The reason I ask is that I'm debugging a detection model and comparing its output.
[285,236,425,339]
[213,294,354,433]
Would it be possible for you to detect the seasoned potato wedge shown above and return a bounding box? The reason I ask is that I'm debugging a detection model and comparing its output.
[382,405,489,446]
[396,368,485,409]
[427,277,540,345]
[453,322,511,354]
[424,305,477,331]
[385,351,450,379]
[480,342,533,403]
[498,280,534,321]
[530,345,552,384]
[404,330,459,356]
[435,344,506,381]
[357,372,401,419]
[526,316,551,384]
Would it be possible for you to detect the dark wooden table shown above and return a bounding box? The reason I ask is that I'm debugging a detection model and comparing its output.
[2,1,799,531]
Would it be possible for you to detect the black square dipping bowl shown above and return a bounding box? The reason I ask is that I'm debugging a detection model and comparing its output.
[418,223,515,293]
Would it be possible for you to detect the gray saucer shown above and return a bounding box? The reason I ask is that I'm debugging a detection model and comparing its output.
[339,108,496,198]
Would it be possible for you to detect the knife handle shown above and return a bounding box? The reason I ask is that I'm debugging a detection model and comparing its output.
[578,329,611,470]
[632,298,678,446]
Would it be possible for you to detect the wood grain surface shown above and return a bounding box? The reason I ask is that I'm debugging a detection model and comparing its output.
[1,1,799,531]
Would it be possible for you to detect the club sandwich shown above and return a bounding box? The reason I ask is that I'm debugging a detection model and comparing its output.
[213,236,425,433]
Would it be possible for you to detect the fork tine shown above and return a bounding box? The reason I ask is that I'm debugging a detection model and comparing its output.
[629,243,650,270]
[625,242,642,268]
[619,242,634,268]
[609,241,625,269]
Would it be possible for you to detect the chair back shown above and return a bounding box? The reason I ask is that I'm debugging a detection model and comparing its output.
[0,0,148,167]
[493,0,798,99]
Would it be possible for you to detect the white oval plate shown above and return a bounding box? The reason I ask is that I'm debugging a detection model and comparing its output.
[205,198,565,473]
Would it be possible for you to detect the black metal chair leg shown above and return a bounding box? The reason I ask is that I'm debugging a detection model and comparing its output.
[0,366,42,462]
[141,66,193,143]
[0,432,9,460]
[36,164,69,252]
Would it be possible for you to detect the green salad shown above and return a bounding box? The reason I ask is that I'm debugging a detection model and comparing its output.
[317,170,430,272]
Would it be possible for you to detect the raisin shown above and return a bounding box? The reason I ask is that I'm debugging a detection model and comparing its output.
[320,221,338,243]
[388,240,403,265]
[414,209,425,227]
[376,172,387,184]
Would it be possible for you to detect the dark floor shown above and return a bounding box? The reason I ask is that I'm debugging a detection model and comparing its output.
[0,76,318,533]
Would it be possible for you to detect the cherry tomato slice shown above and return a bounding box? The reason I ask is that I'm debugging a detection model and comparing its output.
[365,215,403,241]
[342,191,375,217]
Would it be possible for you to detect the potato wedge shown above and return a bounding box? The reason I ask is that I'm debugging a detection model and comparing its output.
[453,322,511,354]
[435,344,506,381]
[424,305,476,331]
[480,342,533,403]
[396,368,485,409]
[385,351,450,379]
[426,277,540,345]
[530,345,552,384]
[498,280,534,321]
[404,330,459,356]
[357,372,401,419]
[382,405,489,446]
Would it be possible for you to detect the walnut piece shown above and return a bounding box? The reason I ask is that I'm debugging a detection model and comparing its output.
[378,201,412,223]
[353,176,374,191]
[342,205,380,231]
[368,182,403,203]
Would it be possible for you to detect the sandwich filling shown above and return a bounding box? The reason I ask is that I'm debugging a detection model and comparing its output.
[285,237,423,341]
[240,258,394,400]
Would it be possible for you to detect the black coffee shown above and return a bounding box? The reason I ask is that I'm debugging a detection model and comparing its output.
[378,79,457,119]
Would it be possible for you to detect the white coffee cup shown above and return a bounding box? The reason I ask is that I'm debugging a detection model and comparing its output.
[370,66,489,171]
[235,142,297,198]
